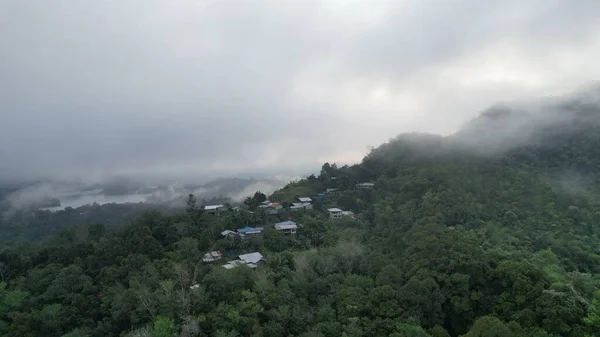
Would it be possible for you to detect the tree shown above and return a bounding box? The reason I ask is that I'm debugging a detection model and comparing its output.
[154,316,175,337]
[460,316,514,337]
[583,291,600,330]
[186,194,197,213]
[390,322,432,337]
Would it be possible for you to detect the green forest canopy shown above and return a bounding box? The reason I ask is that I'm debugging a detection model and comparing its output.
[1,96,600,336]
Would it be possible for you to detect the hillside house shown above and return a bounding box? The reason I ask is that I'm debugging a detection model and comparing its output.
[298,197,313,210]
[326,188,340,196]
[223,260,247,269]
[327,208,343,219]
[291,200,313,212]
[223,252,264,269]
[221,230,237,239]
[341,211,355,218]
[266,202,284,215]
[356,182,375,189]
[237,226,264,237]
[202,251,223,263]
[239,252,264,267]
[274,221,299,234]
[290,203,304,211]
[205,204,226,214]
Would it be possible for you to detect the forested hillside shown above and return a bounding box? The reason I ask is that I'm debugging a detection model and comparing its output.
[1,93,600,336]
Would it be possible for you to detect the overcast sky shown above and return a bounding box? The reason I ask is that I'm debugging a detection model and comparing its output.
[1,0,600,184]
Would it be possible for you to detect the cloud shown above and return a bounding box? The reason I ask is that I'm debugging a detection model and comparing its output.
[1,0,600,183]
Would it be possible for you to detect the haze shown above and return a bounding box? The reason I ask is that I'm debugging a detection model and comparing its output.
[2,0,600,184]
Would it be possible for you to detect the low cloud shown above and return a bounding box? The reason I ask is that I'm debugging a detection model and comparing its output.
[2,1,600,184]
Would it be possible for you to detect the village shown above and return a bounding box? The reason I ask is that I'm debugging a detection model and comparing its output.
[195,181,375,272]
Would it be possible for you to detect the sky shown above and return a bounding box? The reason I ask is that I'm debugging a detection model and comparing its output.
[1,0,600,184]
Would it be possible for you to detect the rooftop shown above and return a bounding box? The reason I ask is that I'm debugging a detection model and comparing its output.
[237,226,264,234]
[274,221,298,230]
[239,252,264,264]
[327,208,343,212]
[298,197,312,202]
[223,260,246,269]
[205,204,224,210]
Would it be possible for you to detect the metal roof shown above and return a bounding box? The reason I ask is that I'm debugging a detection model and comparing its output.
[239,252,264,264]
[298,197,312,202]
[327,208,343,212]
[274,221,298,230]
[223,260,246,269]
[275,223,298,230]
[237,226,264,234]
[205,204,224,210]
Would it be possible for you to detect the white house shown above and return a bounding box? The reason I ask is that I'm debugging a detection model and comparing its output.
[239,252,264,268]
[274,221,299,234]
[299,197,314,210]
[205,204,226,214]
[327,208,343,219]
[341,211,355,218]
[223,252,264,269]
[356,182,375,189]
[223,260,247,269]
[239,252,264,264]
[221,230,237,239]
[290,203,304,211]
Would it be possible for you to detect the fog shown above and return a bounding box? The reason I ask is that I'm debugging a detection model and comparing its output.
[2,0,600,185]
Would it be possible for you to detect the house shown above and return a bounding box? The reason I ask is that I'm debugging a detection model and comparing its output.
[356,182,375,189]
[239,252,264,268]
[237,226,264,236]
[327,207,343,219]
[325,188,340,196]
[274,221,299,234]
[202,251,223,263]
[318,193,327,200]
[341,211,355,218]
[291,201,313,212]
[224,252,265,269]
[298,197,313,210]
[266,202,284,215]
[290,197,313,212]
[205,204,226,214]
[221,230,237,239]
[223,260,247,269]
[290,203,305,212]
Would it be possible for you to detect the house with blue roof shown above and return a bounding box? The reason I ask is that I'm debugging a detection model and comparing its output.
[237,226,264,237]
